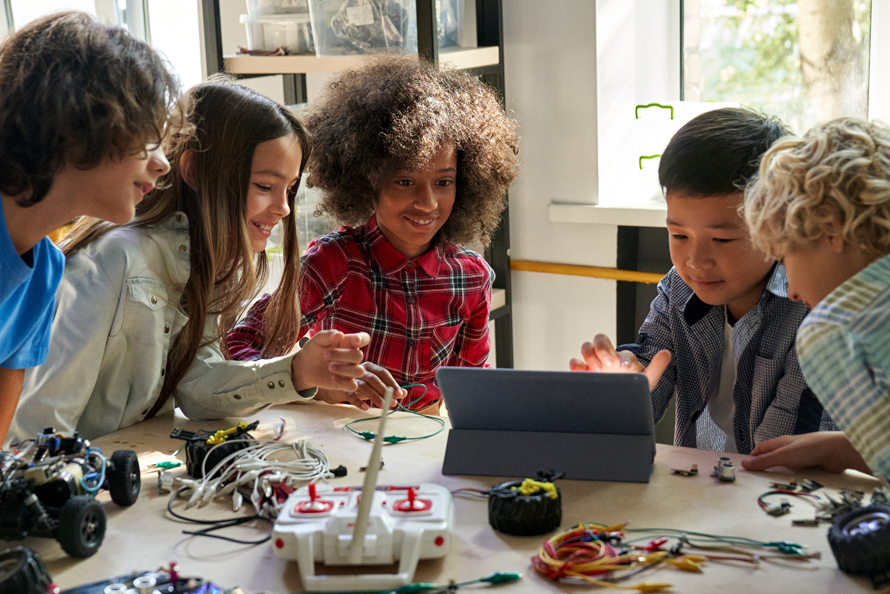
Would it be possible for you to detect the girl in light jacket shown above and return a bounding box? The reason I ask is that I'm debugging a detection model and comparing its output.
[8,79,369,442]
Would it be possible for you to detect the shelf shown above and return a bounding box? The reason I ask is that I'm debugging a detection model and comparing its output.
[548,202,667,228]
[224,46,500,75]
[491,287,506,310]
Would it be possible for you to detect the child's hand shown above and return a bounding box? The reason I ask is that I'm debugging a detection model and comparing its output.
[290,330,370,393]
[352,363,407,410]
[312,364,407,411]
[568,334,671,392]
[741,432,871,475]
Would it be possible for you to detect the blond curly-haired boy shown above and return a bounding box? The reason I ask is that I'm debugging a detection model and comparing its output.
[743,117,890,482]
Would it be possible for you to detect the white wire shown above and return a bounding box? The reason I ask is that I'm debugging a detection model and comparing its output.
[179,438,331,519]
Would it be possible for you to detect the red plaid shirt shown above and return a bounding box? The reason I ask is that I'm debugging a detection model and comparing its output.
[227,215,493,409]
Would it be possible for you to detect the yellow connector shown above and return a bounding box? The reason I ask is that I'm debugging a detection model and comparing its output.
[668,555,704,573]
[513,478,558,499]
[634,582,673,593]
[205,421,250,446]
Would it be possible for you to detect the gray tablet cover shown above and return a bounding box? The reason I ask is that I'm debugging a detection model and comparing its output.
[436,367,656,482]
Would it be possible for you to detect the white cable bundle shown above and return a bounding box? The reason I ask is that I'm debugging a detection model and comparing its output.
[177,439,331,519]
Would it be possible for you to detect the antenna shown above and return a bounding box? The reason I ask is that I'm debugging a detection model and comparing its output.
[348,387,394,563]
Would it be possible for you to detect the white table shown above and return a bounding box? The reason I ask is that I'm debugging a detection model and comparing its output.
[6,402,881,593]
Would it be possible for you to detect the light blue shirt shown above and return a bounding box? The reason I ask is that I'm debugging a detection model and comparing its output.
[0,193,65,368]
[797,252,890,482]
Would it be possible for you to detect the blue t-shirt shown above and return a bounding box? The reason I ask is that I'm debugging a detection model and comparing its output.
[0,193,65,369]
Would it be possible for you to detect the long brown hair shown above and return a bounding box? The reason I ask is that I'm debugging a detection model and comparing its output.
[61,78,309,416]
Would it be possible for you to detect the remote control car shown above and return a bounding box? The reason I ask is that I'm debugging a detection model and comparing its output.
[0,429,141,558]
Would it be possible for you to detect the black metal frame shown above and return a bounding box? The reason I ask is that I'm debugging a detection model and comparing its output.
[472,0,512,368]
[199,0,512,368]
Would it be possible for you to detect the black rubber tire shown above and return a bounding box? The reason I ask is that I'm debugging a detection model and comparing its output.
[56,496,106,558]
[488,480,562,536]
[828,504,890,577]
[0,547,53,594]
[107,450,141,506]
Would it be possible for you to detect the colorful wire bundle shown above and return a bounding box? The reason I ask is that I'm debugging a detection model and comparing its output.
[532,523,674,592]
[533,522,819,592]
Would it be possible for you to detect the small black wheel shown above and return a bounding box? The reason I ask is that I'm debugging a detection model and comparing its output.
[488,479,562,536]
[57,495,106,558]
[107,450,141,506]
[0,547,53,594]
[828,504,890,578]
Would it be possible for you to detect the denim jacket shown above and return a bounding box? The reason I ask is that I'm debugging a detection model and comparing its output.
[8,213,313,443]
[620,264,837,454]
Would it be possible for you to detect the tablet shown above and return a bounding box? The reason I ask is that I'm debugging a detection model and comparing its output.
[436,367,656,482]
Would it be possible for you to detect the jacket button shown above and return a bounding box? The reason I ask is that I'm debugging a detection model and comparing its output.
[175,214,184,223]
[164,325,170,333]
[268,382,275,389]
[150,295,158,304]
[179,245,187,253]
[278,380,285,387]
[234,394,242,400]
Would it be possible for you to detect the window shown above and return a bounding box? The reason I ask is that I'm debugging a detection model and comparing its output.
[2,1,203,93]
[685,0,873,134]
[146,0,203,89]
[7,0,105,28]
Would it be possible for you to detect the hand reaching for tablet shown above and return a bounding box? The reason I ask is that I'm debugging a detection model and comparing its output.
[569,334,671,392]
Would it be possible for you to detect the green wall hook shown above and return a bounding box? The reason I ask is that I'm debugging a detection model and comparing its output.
[635,103,674,119]
[639,154,662,170]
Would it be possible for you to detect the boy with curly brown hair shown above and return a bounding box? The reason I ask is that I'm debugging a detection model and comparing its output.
[229,56,519,413]
[0,12,182,443]
[742,118,890,481]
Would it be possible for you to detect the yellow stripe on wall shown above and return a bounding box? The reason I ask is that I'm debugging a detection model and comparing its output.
[511,260,665,284]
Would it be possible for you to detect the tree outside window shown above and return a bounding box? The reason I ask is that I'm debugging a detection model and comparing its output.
[685,0,872,134]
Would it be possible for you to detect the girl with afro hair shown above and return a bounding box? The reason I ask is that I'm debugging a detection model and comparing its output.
[229,55,520,414]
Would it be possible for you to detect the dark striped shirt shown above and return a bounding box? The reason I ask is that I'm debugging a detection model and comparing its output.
[620,264,837,453]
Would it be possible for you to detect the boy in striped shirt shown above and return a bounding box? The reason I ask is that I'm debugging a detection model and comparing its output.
[742,118,890,482]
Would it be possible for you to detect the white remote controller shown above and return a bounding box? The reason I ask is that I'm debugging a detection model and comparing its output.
[272,388,455,592]
[273,483,455,591]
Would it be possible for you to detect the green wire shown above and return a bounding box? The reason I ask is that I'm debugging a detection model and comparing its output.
[345,383,446,445]
[618,526,805,554]
[301,571,522,594]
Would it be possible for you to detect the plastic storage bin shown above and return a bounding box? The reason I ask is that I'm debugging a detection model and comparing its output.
[246,0,309,15]
[240,13,315,55]
[308,0,463,57]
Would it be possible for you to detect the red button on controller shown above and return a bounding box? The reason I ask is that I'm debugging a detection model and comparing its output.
[295,483,334,514]
[393,487,432,512]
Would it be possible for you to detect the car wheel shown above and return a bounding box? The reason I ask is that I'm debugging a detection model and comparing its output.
[487,479,562,536]
[57,496,106,558]
[0,547,53,594]
[107,450,141,507]
[828,504,890,579]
